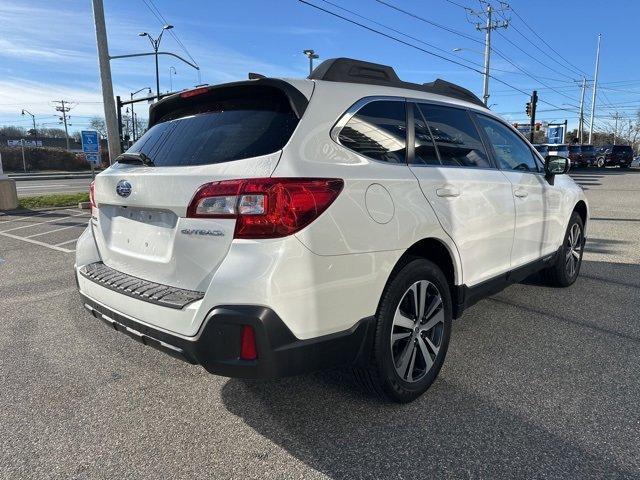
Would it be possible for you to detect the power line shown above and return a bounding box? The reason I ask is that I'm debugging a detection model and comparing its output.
[507,4,589,78]
[140,0,198,67]
[376,0,582,104]
[494,29,576,81]
[298,0,578,114]
[319,0,487,72]
[495,8,585,79]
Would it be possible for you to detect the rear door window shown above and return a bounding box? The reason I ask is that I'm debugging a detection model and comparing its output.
[338,100,407,163]
[418,103,491,168]
[127,95,298,167]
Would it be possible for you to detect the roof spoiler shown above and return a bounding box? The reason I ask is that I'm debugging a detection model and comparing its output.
[309,57,485,107]
[148,78,309,127]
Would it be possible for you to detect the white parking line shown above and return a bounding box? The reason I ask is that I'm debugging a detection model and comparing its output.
[0,231,75,253]
[55,238,80,247]
[0,211,52,224]
[24,223,87,239]
[0,212,87,233]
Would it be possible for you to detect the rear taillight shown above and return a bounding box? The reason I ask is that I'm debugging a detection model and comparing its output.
[186,178,344,239]
[89,181,97,209]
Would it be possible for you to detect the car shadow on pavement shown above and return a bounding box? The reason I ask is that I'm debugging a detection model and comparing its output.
[221,259,640,479]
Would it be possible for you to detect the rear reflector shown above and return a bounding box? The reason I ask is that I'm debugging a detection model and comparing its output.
[187,178,344,239]
[240,325,258,360]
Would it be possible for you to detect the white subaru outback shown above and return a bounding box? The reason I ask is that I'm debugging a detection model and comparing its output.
[76,58,588,403]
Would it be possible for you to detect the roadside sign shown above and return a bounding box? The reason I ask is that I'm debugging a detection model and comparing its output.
[515,124,532,135]
[85,153,101,164]
[547,125,565,144]
[81,130,99,154]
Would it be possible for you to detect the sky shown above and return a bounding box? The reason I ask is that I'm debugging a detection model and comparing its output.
[1,0,640,135]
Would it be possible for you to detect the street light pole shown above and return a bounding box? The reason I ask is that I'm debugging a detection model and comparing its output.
[139,25,174,99]
[303,49,319,76]
[21,109,37,144]
[130,87,151,141]
[588,33,601,145]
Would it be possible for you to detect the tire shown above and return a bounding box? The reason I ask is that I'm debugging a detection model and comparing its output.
[540,212,585,287]
[596,157,605,168]
[354,258,452,403]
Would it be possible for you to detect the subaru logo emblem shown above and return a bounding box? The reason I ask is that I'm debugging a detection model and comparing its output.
[116,180,132,198]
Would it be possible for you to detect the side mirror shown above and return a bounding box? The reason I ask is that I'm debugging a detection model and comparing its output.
[544,155,570,185]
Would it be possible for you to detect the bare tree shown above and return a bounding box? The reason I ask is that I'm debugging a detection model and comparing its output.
[89,116,107,138]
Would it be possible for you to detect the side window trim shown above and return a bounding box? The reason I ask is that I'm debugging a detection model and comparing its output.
[409,102,443,166]
[414,101,497,171]
[473,112,542,174]
[330,96,409,166]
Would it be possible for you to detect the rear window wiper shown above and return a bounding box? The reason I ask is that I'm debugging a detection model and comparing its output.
[116,152,155,167]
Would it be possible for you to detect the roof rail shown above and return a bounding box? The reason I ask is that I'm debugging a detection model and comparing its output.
[309,57,485,107]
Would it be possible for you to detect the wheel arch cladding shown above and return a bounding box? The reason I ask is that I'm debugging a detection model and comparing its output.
[382,238,458,315]
[573,200,588,230]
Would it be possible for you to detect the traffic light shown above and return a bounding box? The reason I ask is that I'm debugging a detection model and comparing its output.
[526,102,531,117]
[513,123,519,129]
[535,122,541,131]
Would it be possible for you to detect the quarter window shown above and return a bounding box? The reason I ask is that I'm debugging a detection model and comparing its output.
[418,103,491,168]
[475,114,539,172]
[338,100,406,163]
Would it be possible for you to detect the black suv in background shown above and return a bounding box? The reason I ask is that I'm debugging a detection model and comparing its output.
[580,145,596,167]
[568,145,588,168]
[596,145,634,168]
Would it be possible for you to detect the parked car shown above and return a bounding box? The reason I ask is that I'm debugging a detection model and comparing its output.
[533,144,549,157]
[568,145,588,168]
[580,145,596,167]
[547,144,570,160]
[596,145,634,168]
[76,58,588,403]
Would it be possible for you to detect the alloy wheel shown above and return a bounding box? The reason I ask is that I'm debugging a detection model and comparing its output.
[565,223,583,279]
[390,280,445,383]
[597,158,605,168]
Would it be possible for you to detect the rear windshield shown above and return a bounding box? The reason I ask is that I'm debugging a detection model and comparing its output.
[612,145,633,154]
[568,146,581,153]
[126,95,298,167]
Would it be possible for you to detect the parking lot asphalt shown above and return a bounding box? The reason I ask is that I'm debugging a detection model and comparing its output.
[1,168,639,479]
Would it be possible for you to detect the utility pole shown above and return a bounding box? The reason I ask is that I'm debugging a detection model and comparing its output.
[467,4,509,106]
[92,0,121,163]
[612,111,620,145]
[588,33,601,144]
[577,77,587,144]
[54,100,71,150]
[528,90,538,143]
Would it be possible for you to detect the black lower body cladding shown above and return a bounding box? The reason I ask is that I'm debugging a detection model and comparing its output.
[80,294,374,378]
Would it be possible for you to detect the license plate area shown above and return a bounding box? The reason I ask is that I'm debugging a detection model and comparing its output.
[100,205,178,258]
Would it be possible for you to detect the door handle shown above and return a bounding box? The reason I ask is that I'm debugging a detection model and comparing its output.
[436,187,460,198]
[513,189,528,198]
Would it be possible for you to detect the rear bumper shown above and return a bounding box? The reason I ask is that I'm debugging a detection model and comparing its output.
[80,293,373,379]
